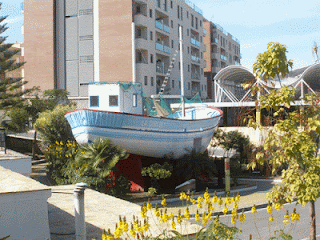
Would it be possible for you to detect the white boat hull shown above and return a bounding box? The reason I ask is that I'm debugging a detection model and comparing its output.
[65,108,222,158]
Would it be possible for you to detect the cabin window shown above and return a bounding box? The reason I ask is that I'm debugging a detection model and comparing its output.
[90,96,99,107]
[133,94,137,107]
[109,95,118,106]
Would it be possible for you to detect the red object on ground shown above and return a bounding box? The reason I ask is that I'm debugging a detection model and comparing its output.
[107,154,145,192]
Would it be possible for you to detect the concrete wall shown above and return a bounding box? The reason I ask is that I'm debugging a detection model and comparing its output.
[219,126,270,146]
[0,166,51,240]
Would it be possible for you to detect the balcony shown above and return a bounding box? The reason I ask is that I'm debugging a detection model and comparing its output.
[203,28,207,36]
[191,55,201,63]
[211,51,219,59]
[156,63,169,74]
[134,13,148,27]
[190,38,200,47]
[220,55,227,61]
[211,37,218,44]
[156,43,171,54]
[191,72,200,80]
[155,21,170,33]
[203,60,207,68]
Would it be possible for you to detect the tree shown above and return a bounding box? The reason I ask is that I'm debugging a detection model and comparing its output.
[252,87,320,240]
[253,42,293,86]
[0,4,35,109]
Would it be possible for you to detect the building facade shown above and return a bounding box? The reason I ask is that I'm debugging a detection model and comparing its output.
[203,20,241,99]
[24,0,208,106]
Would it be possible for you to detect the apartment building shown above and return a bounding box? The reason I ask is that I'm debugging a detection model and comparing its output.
[4,42,24,81]
[203,20,241,99]
[23,0,208,107]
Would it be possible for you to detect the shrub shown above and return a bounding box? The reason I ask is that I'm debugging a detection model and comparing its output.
[141,162,173,192]
[4,107,29,132]
[106,175,132,199]
[34,104,76,146]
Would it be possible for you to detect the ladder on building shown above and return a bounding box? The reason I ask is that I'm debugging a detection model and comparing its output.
[158,49,179,95]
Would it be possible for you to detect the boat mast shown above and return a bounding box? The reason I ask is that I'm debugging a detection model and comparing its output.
[179,25,185,117]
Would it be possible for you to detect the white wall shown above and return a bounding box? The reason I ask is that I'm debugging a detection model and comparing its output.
[0,157,32,177]
[0,166,51,240]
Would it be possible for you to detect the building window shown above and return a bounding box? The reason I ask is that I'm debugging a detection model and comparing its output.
[191,15,194,27]
[205,85,206,91]
[200,20,202,27]
[188,47,189,54]
[195,17,198,29]
[179,81,181,89]
[109,95,118,106]
[177,5,180,19]
[202,85,203,91]
[163,0,167,11]
[187,11,189,18]
[171,20,173,28]
[144,76,148,85]
[149,9,153,18]
[170,0,173,8]
[150,54,153,63]
[133,94,137,107]
[157,0,160,8]
[150,31,153,40]
[172,80,174,88]
[181,7,183,20]
[188,82,190,90]
[151,77,154,86]
[188,64,190,72]
[187,28,189,36]
[201,52,203,59]
[201,68,203,74]
[171,40,174,48]
[179,62,180,70]
[200,36,202,43]
[90,96,99,107]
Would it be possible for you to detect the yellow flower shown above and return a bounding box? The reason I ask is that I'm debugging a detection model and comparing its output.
[154,209,160,217]
[269,215,274,222]
[177,213,183,224]
[223,204,228,215]
[267,204,273,214]
[226,195,231,205]
[161,197,167,206]
[197,196,204,203]
[186,195,190,201]
[240,210,246,223]
[195,210,200,222]
[251,205,257,213]
[283,219,289,225]
[291,209,300,222]
[180,192,186,200]
[235,192,240,202]
[168,213,174,219]
[231,216,236,225]
[212,192,218,203]
[204,189,210,200]
[184,207,190,220]
[113,227,122,239]
[274,203,282,211]
[284,210,290,219]
[233,203,238,210]
[190,198,196,204]
[171,219,176,230]
[218,196,223,206]
[142,220,149,232]
[147,200,152,210]
[197,202,203,209]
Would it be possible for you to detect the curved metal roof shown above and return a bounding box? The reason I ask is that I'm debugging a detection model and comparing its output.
[214,65,256,83]
[297,63,320,90]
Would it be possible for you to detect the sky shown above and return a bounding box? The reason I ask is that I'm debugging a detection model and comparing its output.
[1,0,319,71]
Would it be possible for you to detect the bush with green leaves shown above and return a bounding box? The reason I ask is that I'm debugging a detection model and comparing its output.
[4,107,29,132]
[34,104,76,146]
[141,162,173,192]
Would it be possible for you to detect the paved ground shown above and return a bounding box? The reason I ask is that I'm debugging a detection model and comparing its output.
[31,163,279,240]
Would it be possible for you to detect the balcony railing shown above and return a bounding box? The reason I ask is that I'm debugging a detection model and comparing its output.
[185,0,203,16]
[203,28,206,35]
[191,55,200,63]
[190,38,200,47]
[211,37,218,44]
[220,55,227,61]
[155,21,170,33]
[156,63,169,74]
[156,43,171,54]
[191,72,200,80]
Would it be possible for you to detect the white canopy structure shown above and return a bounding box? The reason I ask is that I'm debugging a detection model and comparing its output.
[212,63,320,107]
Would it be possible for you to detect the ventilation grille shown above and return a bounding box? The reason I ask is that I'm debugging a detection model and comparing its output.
[79,9,93,15]
[80,35,93,41]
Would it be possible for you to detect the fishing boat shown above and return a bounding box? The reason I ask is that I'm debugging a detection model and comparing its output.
[65,25,222,159]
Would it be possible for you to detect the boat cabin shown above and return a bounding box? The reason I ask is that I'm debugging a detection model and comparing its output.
[88,82,143,115]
